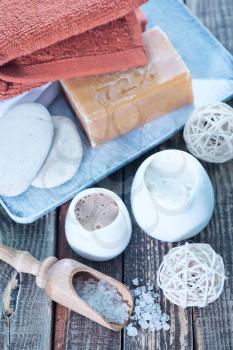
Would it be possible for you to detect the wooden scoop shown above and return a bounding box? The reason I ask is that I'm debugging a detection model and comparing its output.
[0,244,133,331]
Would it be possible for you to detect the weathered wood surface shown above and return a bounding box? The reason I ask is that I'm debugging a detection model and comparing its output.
[0,0,233,349]
[185,0,233,53]
[0,209,56,350]
[184,1,233,349]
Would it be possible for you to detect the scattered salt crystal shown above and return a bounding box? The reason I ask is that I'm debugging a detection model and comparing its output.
[161,313,170,322]
[139,300,146,308]
[134,288,141,296]
[126,324,138,337]
[127,280,170,336]
[142,292,154,304]
[142,312,152,321]
[74,276,129,324]
[135,306,141,314]
[149,321,162,331]
[138,319,149,329]
[132,277,139,286]
[163,323,170,331]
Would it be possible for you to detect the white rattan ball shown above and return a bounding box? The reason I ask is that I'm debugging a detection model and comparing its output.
[184,103,233,163]
[157,243,225,308]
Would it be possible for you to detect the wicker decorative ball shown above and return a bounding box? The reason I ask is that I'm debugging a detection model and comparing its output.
[157,243,225,308]
[183,103,233,163]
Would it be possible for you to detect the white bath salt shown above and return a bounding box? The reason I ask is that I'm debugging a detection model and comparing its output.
[138,319,149,330]
[126,280,170,337]
[132,277,139,286]
[126,324,138,337]
[142,312,152,321]
[134,288,142,297]
[74,276,129,324]
[162,322,170,331]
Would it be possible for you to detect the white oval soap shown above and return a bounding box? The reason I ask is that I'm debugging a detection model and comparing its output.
[32,116,83,189]
[0,103,53,197]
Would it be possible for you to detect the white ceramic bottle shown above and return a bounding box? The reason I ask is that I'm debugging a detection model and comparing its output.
[65,187,132,261]
[131,149,214,242]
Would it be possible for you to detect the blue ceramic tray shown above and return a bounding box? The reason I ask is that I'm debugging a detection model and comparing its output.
[1,0,233,223]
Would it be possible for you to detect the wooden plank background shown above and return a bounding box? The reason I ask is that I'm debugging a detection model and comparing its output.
[0,0,233,349]
[184,1,233,349]
[0,212,56,350]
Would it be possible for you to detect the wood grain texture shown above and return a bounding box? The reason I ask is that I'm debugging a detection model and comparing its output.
[185,1,233,349]
[185,0,233,53]
[0,208,56,350]
[54,203,71,350]
[54,172,123,350]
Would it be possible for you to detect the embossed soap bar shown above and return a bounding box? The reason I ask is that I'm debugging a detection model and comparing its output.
[61,27,193,147]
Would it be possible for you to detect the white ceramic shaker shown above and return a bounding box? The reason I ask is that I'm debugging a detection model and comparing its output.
[65,187,132,261]
[131,149,214,242]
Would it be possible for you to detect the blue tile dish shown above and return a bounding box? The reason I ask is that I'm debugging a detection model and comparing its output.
[1,0,233,223]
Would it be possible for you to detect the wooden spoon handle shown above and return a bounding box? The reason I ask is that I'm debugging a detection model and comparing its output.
[0,244,41,276]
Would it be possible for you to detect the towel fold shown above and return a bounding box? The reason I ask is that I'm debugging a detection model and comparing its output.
[0,0,147,99]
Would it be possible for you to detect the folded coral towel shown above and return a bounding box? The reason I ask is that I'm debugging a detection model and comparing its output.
[0,0,147,99]
[135,8,147,32]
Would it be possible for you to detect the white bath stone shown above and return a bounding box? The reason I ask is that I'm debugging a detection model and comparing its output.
[32,116,83,189]
[0,103,53,197]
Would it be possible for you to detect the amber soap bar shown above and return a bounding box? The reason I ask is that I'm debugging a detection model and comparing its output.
[61,27,193,147]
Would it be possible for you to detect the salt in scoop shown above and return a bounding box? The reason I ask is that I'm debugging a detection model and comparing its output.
[0,244,133,330]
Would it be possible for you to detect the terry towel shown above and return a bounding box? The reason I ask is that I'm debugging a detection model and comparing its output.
[0,0,147,99]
